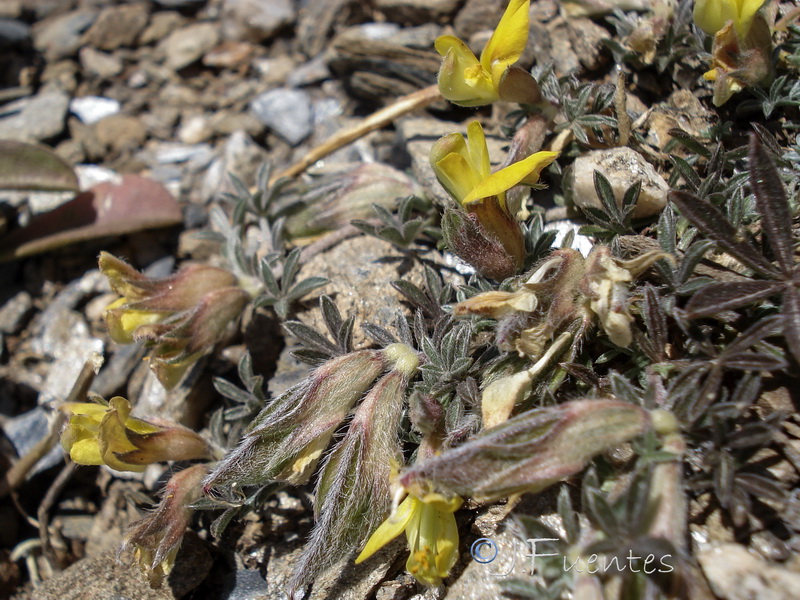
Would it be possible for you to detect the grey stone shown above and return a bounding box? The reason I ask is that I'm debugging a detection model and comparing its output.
[250,88,313,146]
[0,87,69,141]
[177,114,212,144]
[32,8,97,60]
[220,569,269,600]
[25,271,105,402]
[2,406,64,475]
[0,291,32,334]
[158,22,220,70]
[286,54,331,87]
[568,147,669,219]
[0,17,30,47]
[200,130,269,202]
[26,189,75,214]
[74,164,119,189]
[69,95,120,124]
[221,0,295,43]
[252,55,296,86]
[150,141,215,167]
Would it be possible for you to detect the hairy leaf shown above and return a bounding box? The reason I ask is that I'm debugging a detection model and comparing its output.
[669,191,779,277]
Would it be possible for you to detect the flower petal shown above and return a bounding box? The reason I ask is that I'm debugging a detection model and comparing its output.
[434,153,482,204]
[462,150,559,205]
[435,35,498,106]
[355,495,418,563]
[480,0,530,79]
[434,509,459,578]
[466,121,491,180]
[68,437,104,465]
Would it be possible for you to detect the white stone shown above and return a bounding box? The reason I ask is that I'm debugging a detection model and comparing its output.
[69,95,120,124]
[570,147,669,219]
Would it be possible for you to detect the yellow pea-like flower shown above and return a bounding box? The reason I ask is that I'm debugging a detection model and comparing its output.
[356,492,462,586]
[435,0,531,106]
[693,0,766,39]
[61,396,210,472]
[430,121,558,210]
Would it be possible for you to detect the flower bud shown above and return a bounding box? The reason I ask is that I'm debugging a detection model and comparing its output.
[204,349,387,493]
[288,368,410,595]
[120,464,209,588]
[400,399,650,502]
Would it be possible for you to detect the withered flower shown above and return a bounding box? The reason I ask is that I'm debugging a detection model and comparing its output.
[120,464,208,588]
[99,252,250,389]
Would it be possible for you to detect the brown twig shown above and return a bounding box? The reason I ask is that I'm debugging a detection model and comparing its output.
[0,354,102,499]
[37,460,77,569]
[270,84,442,185]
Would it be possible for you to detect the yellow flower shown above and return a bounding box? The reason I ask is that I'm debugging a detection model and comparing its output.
[103,297,165,344]
[435,0,530,106]
[693,0,766,39]
[356,492,462,586]
[430,121,558,210]
[61,396,210,472]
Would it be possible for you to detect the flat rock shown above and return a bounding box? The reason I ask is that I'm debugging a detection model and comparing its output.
[567,147,669,219]
[296,235,446,349]
[375,0,461,24]
[94,114,148,153]
[698,543,800,600]
[16,537,211,600]
[645,89,714,153]
[250,87,313,146]
[221,0,295,42]
[159,22,220,70]
[81,3,148,50]
[0,87,69,141]
[78,46,123,78]
[32,8,97,60]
